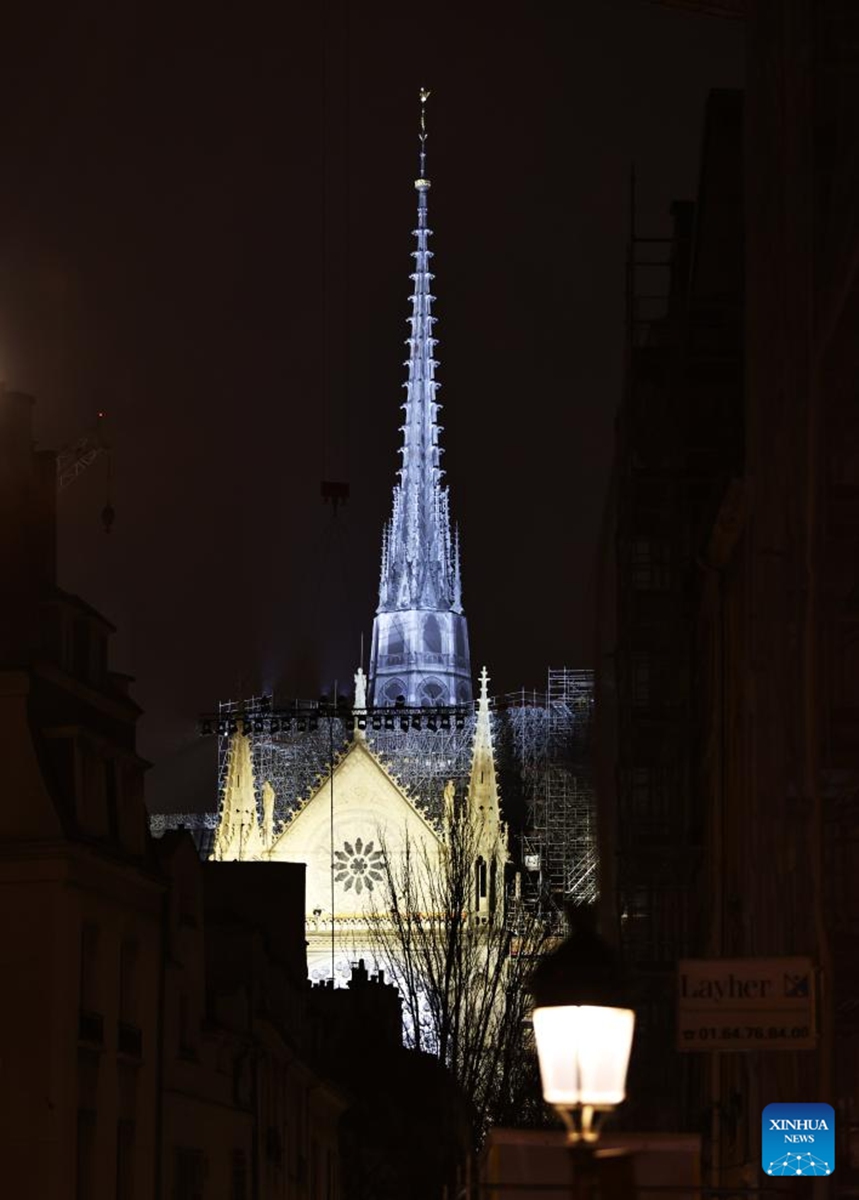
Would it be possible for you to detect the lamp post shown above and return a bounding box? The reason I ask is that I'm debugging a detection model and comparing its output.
[529,907,636,1198]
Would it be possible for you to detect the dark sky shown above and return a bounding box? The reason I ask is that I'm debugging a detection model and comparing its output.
[0,2,743,812]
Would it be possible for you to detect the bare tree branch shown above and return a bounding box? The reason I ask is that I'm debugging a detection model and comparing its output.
[369,801,552,1143]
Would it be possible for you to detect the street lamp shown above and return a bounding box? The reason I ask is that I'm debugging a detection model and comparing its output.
[529,907,635,1146]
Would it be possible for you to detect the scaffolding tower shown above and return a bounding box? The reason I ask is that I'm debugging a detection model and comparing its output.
[504,668,597,915]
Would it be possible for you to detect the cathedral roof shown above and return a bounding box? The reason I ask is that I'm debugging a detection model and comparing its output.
[271,733,442,851]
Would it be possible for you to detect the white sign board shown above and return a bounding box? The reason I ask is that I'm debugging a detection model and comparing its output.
[677,957,816,1051]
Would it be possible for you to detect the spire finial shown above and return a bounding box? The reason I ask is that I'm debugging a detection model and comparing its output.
[416,87,431,189]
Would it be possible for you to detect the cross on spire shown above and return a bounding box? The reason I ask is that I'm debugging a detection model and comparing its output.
[418,86,431,182]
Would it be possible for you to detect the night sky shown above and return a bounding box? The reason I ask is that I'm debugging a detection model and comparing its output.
[0,2,743,812]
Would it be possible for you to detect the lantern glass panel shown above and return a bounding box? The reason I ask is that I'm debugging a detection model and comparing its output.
[532,1005,635,1108]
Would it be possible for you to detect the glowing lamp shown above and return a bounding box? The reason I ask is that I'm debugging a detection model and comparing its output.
[529,908,635,1144]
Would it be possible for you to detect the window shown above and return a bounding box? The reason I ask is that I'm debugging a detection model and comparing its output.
[105,761,119,841]
[631,537,671,591]
[80,925,99,1014]
[310,1138,319,1199]
[625,766,676,835]
[231,1150,247,1200]
[119,939,138,1024]
[630,653,651,706]
[72,620,90,680]
[76,1110,96,1200]
[423,614,442,654]
[92,631,107,685]
[327,1149,337,1200]
[179,995,195,1059]
[419,678,445,705]
[476,857,487,901]
[173,1148,205,1200]
[116,1121,135,1200]
[383,679,406,705]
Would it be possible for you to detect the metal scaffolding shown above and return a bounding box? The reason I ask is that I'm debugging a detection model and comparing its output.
[208,696,476,833]
[149,671,597,905]
[502,668,597,914]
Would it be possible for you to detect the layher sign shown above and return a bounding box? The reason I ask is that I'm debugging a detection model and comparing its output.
[677,957,816,1051]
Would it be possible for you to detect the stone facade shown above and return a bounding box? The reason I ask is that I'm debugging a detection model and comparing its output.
[211,668,508,981]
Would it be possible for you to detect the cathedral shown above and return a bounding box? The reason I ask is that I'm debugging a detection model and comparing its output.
[207,92,509,980]
[150,96,597,963]
[211,668,507,979]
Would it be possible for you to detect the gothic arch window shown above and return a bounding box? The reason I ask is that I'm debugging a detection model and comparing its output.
[386,626,405,656]
[383,679,406,705]
[457,682,471,705]
[423,614,442,654]
[455,622,467,658]
[476,856,487,902]
[418,678,445,706]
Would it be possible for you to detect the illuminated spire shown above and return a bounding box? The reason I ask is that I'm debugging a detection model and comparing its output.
[381,85,454,613]
[368,90,472,708]
[469,668,499,820]
[211,727,266,861]
[467,667,507,917]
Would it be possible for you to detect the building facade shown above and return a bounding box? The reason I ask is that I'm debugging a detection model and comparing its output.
[700,1,859,1183]
[602,1,859,1185]
[0,388,348,1199]
[0,387,163,1199]
[598,88,744,1136]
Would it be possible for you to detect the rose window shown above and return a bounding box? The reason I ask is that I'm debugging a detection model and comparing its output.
[334,837,384,894]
